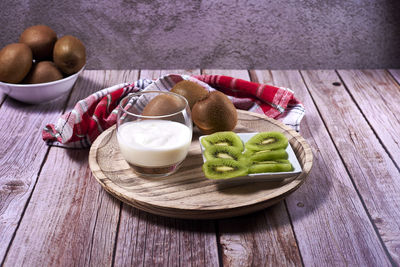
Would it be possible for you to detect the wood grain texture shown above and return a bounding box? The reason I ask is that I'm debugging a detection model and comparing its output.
[388,69,400,85]
[140,69,200,79]
[250,70,392,266]
[302,69,400,264]
[2,70,139,266]
[201,69,303,267]
[114,208,219,266]
[337,69,400,169]
[0,80,71,261]
[2,69,397,266]
[113,69,219,266]
[0,92,5,106]
[89,110,312,219]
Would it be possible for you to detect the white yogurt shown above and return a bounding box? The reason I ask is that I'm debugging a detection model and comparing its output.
[117,120,192,167]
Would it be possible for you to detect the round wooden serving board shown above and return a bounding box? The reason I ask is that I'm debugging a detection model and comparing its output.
[89,110,313,219]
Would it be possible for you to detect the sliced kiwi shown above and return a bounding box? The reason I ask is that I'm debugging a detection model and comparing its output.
[203,158,248,179]
[246,148,288,162]
[249,159,293,174]
[204,146,243,161]
[201,131,244,151]
[245,132,288,151]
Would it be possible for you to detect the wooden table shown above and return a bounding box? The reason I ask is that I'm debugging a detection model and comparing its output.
[1,69,400,266]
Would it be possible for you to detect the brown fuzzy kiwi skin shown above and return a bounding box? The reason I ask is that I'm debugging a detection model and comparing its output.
[171,80,208,110]
[53,35,86,75]
[19,25,57,61]
[192,91,237,134]
[23,61,63,84]
[142,94,185,116]
[0,43,33,84]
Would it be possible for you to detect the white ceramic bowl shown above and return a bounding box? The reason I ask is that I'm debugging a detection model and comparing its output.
[0,66,84,104]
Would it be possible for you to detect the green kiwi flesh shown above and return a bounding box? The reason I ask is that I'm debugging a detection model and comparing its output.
[245,132,288,151]
[202,158,248,179]
[245,149,288,162]
[204,146,243,161]
[249,159,293,174]
[201,131,243,151]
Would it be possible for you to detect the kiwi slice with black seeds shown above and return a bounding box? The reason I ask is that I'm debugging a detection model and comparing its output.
[201,131,244,151]
[204,146,243,161]
[202,158,248,179]
[245,132,288,151]
[249,159,293,174]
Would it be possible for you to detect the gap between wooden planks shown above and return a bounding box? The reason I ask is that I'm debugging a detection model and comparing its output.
[201,69,303,267]
[337,69,400,171]
[112,70,219,267]
[209,70,393,266]
[1,70,139,266]
[1,69,398,266]
[322,69,400,263]
[2,70,220,267]
[0,73,76,263]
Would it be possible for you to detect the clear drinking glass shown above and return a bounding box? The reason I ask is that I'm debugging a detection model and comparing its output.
[117,91,192,177]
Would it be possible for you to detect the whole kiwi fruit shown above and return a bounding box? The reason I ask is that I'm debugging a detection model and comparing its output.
[23,61,63,84]
[53,35,86,75]
[19,25,57,61]
[192,91,237,134]
[0,43,33,83]
[142,94,185,116]
[170,80,208,110]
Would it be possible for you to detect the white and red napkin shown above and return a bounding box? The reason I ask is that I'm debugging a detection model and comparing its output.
[42,74,305,148]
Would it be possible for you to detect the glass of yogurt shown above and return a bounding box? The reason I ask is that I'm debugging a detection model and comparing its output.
[116,91,193,177]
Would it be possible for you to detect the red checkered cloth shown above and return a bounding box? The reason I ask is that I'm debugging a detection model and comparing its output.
[42,74,305,148]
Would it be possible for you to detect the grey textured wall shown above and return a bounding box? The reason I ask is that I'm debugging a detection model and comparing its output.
[1,0,399,69]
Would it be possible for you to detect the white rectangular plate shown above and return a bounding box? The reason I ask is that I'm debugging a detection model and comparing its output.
[199,132,303,182]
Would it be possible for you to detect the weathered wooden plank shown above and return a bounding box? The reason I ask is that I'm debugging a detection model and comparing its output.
[250,70,391,266]
[388,69,400,86]
[114,208,218,266]
[0,78,72,261]
[0,92,6,106]
[302,69,400,264]
[113,69,220,266]
[139,69,200,80]
[3,70,139,266]
[337,69,400,169]
[201,69,303,267]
